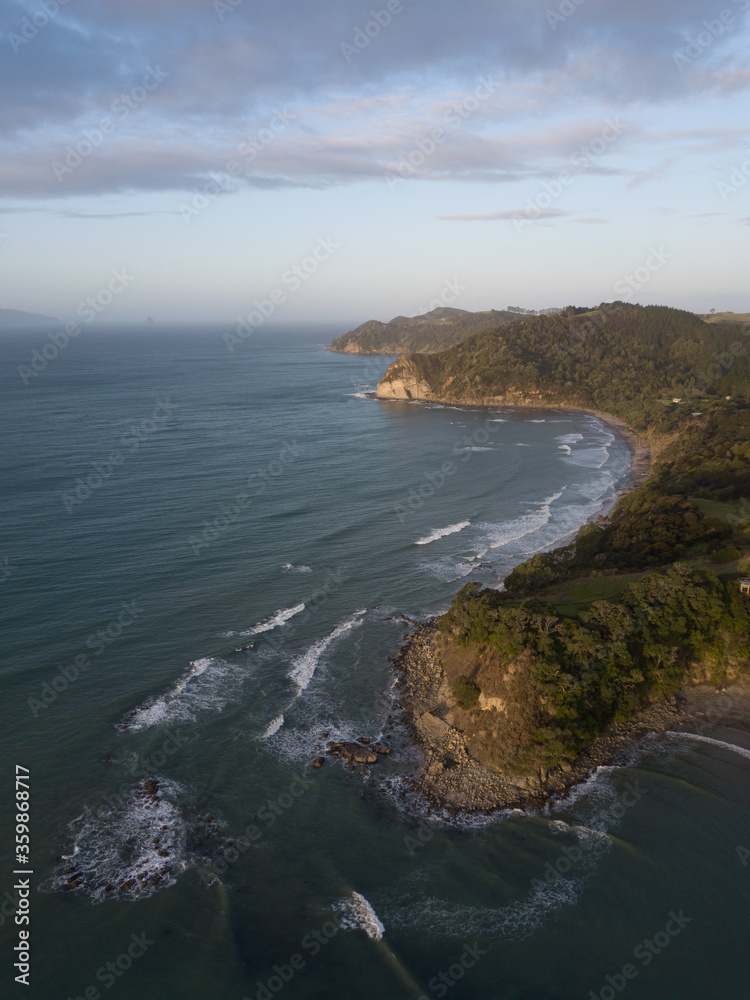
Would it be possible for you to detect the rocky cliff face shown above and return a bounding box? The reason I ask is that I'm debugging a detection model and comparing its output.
[374,356,438,400]
[375,354,554,408]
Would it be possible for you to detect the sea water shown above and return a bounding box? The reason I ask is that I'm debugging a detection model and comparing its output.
[0,325,747,999]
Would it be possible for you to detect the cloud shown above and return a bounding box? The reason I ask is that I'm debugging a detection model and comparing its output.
[437,208,572,221]
[627,157,674,189]
[0,0,748,199]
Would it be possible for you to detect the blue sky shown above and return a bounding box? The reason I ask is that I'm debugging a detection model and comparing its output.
[1,0,749,325]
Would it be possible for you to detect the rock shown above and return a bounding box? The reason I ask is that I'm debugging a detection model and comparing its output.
[416,712,451,742]
[357,737,371,744]
[328,742,378,764]
[313,756,325,769]
[372,744,391,755]
[560,761,572,773]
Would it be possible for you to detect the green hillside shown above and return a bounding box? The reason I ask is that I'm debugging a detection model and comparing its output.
[329,306,525,354]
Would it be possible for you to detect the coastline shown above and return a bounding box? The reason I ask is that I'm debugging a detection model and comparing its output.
[390,619,750,815]
[376,397,741,815]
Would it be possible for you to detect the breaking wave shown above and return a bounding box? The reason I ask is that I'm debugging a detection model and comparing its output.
[288,610,367,690]
[415,521,471,546]
[221,603,305,637]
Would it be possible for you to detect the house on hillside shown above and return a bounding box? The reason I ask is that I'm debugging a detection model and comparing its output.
[740,579,750,596]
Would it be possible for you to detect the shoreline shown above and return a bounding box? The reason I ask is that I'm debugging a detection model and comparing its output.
[374,396,739,815]
[390,620,750,815]
[372,393,653,507]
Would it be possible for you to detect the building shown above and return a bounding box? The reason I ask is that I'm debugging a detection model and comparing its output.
[740,579,750,596]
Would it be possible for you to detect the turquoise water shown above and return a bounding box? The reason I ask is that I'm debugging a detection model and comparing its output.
[0,327,747,999]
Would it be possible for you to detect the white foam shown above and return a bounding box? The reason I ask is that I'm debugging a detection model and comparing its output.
[262,714,285,738]
[281,563,312,573]
[558,444,571,455]
[665,731,750,761]
[41,778,188,904]
[381,875,581,940]
[288,610,367,690]
[415,521,471,546]
[120,656,245,731]
[555,433,584,445]
[416,555,476,583]
[563,446,610,469]
[222,603,305,637]
[333,892,385,940]
[481,490,565,550]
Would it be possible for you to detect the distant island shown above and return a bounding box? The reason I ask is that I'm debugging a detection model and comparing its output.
[376,302,750,812]
[0,308,61,329]
[329,305,562,355]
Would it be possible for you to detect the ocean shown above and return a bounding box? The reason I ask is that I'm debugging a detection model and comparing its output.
[0,326,747,999]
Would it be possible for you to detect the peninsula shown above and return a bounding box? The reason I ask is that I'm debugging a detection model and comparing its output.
[330,306,533,355]
[378,302,750,811]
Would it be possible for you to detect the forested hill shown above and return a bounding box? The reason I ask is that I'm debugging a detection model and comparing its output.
[329,306,524,354]
[381,301,750,778]
[376,302,750,432]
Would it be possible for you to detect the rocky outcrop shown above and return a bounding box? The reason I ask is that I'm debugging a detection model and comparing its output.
[374,356,438,401]
[390,621,712,814]
[325,741,391,765]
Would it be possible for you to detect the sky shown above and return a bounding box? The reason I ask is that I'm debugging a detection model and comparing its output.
[0,0,749,326]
